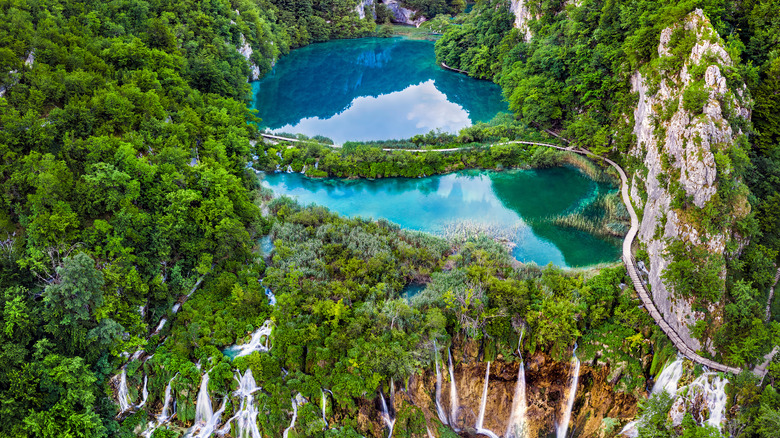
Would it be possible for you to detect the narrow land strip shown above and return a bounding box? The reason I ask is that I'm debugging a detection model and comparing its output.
[259,133,775,376]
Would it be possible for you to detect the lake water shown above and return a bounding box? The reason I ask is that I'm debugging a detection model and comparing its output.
[252,38,507,144]
[259,169,621,267]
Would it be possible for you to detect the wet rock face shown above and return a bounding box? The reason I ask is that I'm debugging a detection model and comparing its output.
[630,9,751,353]
[393,345,638,438]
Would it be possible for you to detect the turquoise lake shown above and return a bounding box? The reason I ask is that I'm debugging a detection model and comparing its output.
[260,169,622,267]
[252,38,508,144]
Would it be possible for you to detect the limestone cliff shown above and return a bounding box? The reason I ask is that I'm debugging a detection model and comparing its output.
[629,10,751,352]
[383,0,426,27]
[355,340,639,438]
[238,34,262,81]
[509,0,535,41]
[356,0,377,20]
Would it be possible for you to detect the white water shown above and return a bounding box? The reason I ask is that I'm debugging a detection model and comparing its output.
[476,362,490,430]
[322,390,329,427]
[282,396,299,438]
[475,362,500,438]
[379,390,396,438]
[136,375,149,408]
[557,347,580,438]
[159,374,178,421]
[705,376,728,430]
[189,396,227,438]
[447,348,460,430]
[194,371,214,426]
[506,336,527,438]
[433,340,448,425]
[265,287,277,306]
[651,358,684,395]
[220,369,263,438]
[153,318,167,335]
[620,358,686,437]
[116,369,133,413]
[140,374,178,438]
[226,320,273,358]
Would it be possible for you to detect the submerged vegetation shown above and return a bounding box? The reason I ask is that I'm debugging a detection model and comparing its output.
[0,0,778,436]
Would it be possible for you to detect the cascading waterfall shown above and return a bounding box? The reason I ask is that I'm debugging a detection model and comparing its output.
[219,369,262,438]
[705,376,728,430]
[447,348,460,430]
[475,362,500,438]
[194,371,214,426]
[226,320,273,358]
[141,374,179,438]
[378,390,396,438]
[433,340,448,425]
[651,357,684,395]
[116,368,133,413]
[557,345,580,438]
[620,357,685,437]
[282,396,299,438]
[136,375,149,409]
[159,374,178,421]
[506,335,527,438]
[321,389,329,427]
[189,397,227,438]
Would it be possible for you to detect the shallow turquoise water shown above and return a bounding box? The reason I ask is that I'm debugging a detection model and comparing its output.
[260,169,621,267]
[252,38,507,144]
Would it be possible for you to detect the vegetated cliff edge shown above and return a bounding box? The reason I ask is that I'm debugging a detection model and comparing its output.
[628,10,752,354]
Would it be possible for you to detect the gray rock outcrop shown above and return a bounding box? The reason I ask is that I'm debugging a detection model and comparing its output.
[509,0,535,41]
[356,0,376,20]
[382,0,426,27]
[630,10,751,352]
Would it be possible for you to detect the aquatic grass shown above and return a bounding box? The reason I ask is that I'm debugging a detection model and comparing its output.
[546,191,630,239]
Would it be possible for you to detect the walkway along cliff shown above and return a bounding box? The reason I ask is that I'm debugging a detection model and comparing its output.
[259,133,776,377]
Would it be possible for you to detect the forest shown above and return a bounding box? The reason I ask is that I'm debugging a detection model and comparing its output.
[0,0,779,437]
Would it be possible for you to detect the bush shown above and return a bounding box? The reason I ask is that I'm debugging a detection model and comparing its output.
[682,82,710,114]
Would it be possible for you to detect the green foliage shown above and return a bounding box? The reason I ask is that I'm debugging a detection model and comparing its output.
[682,81,710,114]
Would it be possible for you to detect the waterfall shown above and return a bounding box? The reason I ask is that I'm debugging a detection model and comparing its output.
[447,348,460,430]
[651,357,684,395]
[152,318,167,335]
[322,389,329,427]
[557,346,580,438]
[619,358,685,437]
[222,369,262,438]
[194,371,214,426]
[117,368,132,413]
[190,396,227,438]
[706,376,728,430]
[433,340,448,425]
[159,374,178,421]
[140,374,179,438]
[506,336,527,438]
[378,390,396,438]
[426,426,435,438]
[475,362,500,438]
[265,287,277,306]
[136,375,149,408]
[226,320,273,358]
[282,396,299,438]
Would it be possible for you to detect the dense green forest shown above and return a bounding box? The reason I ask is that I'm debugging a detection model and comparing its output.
[1,0,779,436]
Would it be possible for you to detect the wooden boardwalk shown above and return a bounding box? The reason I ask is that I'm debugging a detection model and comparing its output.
[259,133,776,377]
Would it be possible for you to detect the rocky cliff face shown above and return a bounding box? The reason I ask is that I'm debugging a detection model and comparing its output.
[356,340,638,437]
[238,34,262,81]
[509,0,535,41]
[356,0,376,20]
[382,0,426,27]
[629,9,751,352]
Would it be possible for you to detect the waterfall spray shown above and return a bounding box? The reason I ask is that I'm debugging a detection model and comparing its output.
[620,357,685,437]
[226,320,273,358]
[321,389,329,428]
[378,390,396,438]
[475,362,500,438]
[447,348,460,430]
[433,340,448,425]
[136,374,149,409]
[116,368,133,413]
[557,345,580,438]
[194,371,214,426]
[506,333,528,438]
[282,396,299,438]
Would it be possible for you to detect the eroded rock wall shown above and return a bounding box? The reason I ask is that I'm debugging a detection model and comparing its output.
[629,9,751,352]
[509,0,535,41]
[383,0,426,27]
